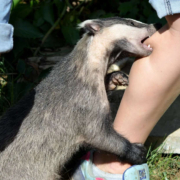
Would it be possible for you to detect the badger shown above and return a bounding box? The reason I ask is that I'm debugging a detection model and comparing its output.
[0,17,159,180]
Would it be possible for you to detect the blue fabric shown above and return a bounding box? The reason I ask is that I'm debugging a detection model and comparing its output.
[0,0,14,53]
[149,0,180,18]
[0,0,12,23]
[73,165,86,180]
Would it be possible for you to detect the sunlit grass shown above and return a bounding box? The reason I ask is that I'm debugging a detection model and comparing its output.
[147,145,180,180]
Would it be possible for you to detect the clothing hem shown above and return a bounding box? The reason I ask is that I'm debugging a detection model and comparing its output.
[149,0,180,18]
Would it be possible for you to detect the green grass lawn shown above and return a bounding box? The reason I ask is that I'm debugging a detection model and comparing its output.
[147,146,180,180]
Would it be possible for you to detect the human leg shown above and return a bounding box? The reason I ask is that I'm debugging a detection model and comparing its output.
[94,14,180,175]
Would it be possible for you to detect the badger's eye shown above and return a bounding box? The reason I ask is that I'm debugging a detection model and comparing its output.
[131,22,135,26]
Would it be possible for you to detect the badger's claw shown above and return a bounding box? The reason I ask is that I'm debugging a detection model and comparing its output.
[106,71,129,91]
[124,143,147,165]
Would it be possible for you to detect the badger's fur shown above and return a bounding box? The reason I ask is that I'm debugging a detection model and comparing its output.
[0,17,158,180]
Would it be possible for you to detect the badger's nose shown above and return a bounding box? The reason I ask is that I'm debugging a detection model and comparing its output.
[154,23,162,30]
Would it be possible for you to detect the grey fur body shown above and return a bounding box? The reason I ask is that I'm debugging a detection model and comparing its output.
[0,17,159,180]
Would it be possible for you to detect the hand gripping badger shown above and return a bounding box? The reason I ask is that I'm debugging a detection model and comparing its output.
[0,17,159,180]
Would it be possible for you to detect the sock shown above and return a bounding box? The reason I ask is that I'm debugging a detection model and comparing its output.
[92,163,123,180]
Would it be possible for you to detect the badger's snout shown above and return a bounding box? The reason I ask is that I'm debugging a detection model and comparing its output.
[141,36,153,52]
[147,23,162,36]
[139,23,162,55]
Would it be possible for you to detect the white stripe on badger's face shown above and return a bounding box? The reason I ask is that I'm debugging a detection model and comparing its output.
[124,18,147,26]
[88,23,150,60]
[98,23,148,42]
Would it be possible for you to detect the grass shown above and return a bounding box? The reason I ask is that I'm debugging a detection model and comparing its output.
[147,145,180,180]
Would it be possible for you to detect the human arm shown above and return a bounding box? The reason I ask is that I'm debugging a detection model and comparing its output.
[0,0,14,53]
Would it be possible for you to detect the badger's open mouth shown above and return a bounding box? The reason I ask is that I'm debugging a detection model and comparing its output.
[141,36,152,51]
[141,36,149,43]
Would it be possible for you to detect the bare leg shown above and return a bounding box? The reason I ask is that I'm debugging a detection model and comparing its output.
[94,14,180,174]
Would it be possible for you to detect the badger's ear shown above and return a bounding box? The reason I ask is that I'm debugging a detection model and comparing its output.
[78,20,103,35]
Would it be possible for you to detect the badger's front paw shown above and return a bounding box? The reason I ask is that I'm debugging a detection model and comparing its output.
[125,143,147,165]
[105,71,129,91]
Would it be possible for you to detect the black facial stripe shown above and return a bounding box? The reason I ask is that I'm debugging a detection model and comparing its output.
[108,39,127,64]
[108,38,137,65]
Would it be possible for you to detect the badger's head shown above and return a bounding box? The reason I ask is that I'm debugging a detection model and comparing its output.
[78,17,160,66]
